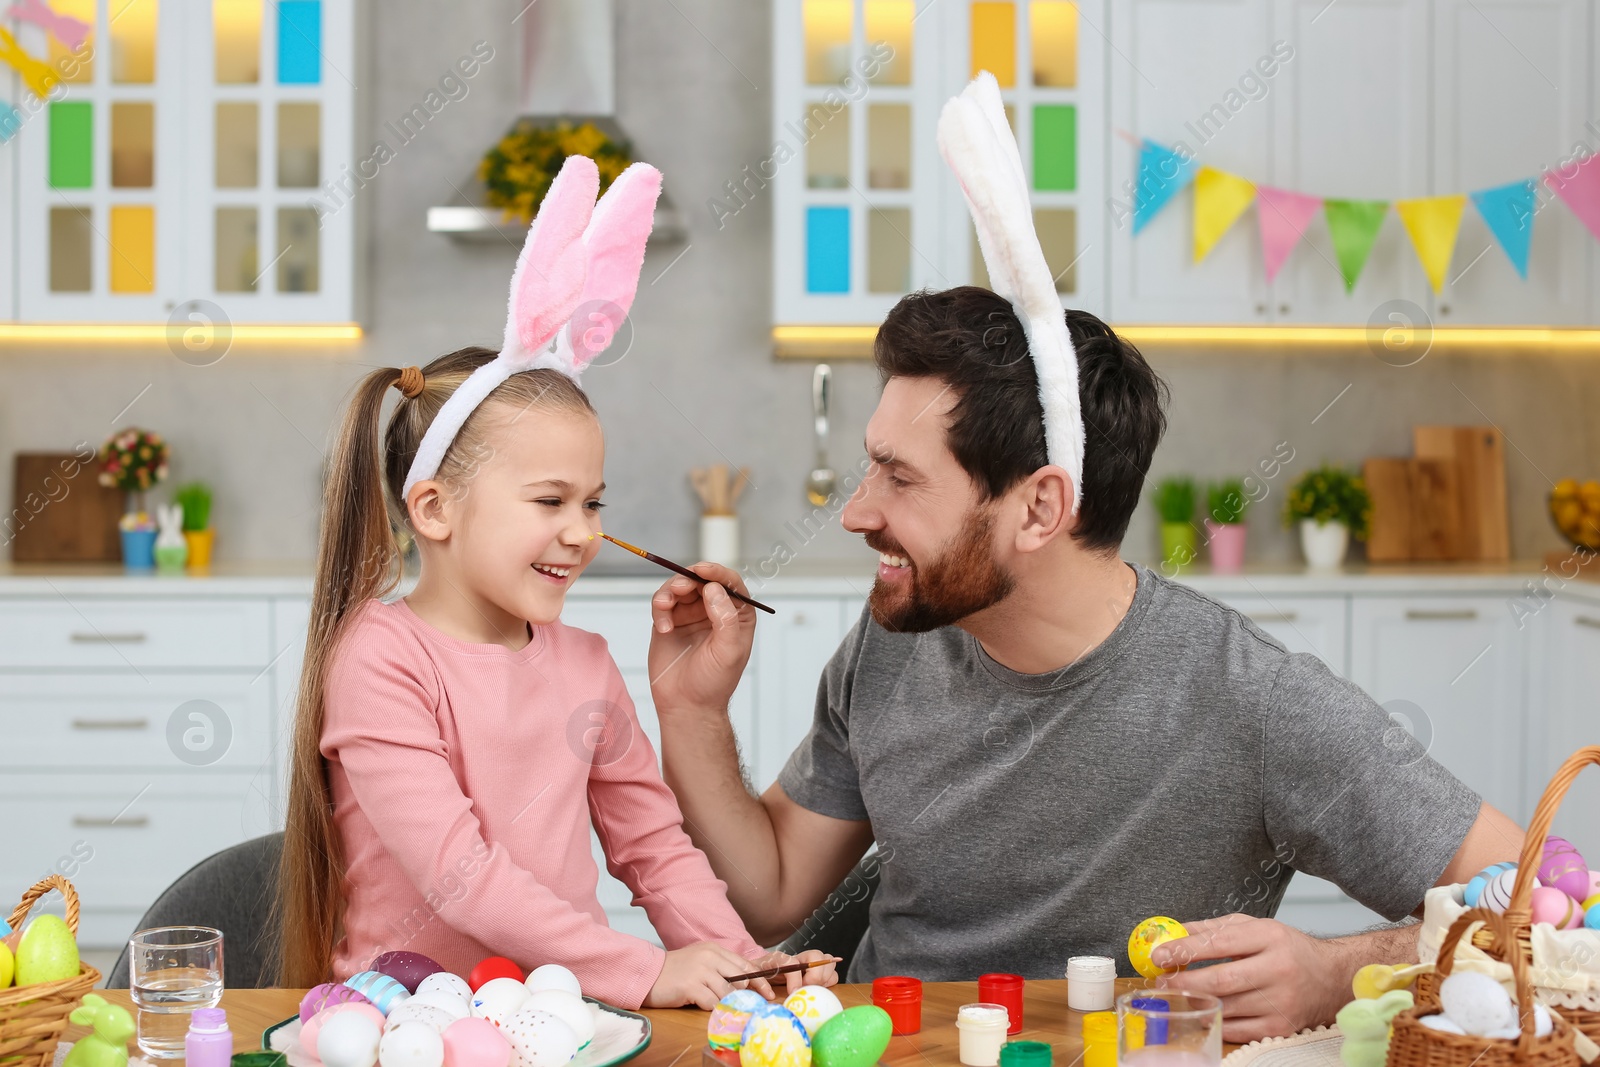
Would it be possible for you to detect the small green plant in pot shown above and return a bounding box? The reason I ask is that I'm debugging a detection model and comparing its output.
[1284,465,1371,569]
[174,482,215,570]
[1205,478,1250,574]
[1152,476,1197,570]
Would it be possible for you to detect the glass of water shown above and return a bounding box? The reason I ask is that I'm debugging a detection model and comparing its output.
[128,926,224,1059]
[1117,991,1223,1067]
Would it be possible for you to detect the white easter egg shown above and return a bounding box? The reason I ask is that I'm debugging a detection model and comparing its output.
[406,991,472,1023]
[1481,1004,1553,1042]
[1420,1015,1467,1035]
[524,964,582,999]
[417,972,474,1004]
[500,1007,581,1067]
[521,990,594,1048]
[471,977,532,1030]
[783,987,844,1036]
[317,1010,382,1067]
[1481,869,1539,915]
[1440,972,1515,1035]
[379,1020,447,1067]
[385,1001,460,1034]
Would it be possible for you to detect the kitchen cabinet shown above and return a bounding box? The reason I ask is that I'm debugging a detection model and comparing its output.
[1224,593,1348,675]
[1530,594,1600,867]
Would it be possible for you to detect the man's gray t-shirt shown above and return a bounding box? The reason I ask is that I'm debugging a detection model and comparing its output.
[776,563,1481,982]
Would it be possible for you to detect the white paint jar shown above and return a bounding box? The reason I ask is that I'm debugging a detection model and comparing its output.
[1066,956,1116,1012]
[957,1003,1010,1067]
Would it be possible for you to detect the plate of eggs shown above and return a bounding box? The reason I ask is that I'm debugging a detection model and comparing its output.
[264,953,652,1067]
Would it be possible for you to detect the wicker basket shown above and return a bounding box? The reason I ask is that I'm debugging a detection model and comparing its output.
[0,875,103,1067]
[1415,746,1600,1042]
[1390,908,1579,1067]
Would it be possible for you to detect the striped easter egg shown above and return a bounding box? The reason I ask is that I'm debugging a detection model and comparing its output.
[345,969,413,1015]
[1481,868,1538,914]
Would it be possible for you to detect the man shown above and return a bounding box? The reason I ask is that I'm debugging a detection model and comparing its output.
[644,287,1520,1041]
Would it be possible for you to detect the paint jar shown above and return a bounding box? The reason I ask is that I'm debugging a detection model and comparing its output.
[1082,1012,1118,1067]
[872,975,923,1035]
[978,973,1025,1034]
[957,1003,1010,1067]
[185,1008,232,1067]
[1066,955,1117,1012]
[1000,1041,1053,1067]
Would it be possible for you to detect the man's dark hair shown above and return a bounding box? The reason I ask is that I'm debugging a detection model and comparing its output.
[874,286,1169,553]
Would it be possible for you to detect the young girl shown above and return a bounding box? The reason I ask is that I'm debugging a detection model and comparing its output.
[276,156,832,1010]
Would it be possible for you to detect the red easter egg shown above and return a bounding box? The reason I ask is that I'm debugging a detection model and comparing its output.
[468,956,524,991]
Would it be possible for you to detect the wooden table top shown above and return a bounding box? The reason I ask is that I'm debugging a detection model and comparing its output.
[78,979,1231,1065]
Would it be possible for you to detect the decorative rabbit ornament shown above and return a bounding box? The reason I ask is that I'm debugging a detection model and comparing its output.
[153,502,188,570]
[936,71,1085,515]
[401,155,662,501]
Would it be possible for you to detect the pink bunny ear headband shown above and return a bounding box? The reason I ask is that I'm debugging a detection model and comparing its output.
[400,155,663,501]
[937,72,1085,515]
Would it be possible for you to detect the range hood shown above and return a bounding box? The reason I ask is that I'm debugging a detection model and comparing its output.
[426,0,685,243]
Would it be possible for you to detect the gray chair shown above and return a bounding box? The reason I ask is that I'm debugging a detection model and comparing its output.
[106,832,283,990]
[775,855,880,977]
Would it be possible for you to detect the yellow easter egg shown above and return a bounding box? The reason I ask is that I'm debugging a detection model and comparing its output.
[1128,916,1188,979]
[0,941,12,988]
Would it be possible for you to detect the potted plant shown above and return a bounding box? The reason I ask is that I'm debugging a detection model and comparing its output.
[1284,464,1372,569]
[97,427,168,570]
[1152,476,1197,570]
[1205,478,1250,574]
[479,121,633,225]
[174,482,215,570]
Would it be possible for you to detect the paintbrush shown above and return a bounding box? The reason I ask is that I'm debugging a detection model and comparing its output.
[595,533,776,614]
[726,956,843,983]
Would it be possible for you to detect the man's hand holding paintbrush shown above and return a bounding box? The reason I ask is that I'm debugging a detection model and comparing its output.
[643,556,761,719]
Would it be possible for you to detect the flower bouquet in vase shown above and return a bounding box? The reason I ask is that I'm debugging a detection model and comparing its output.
[98,428,168,570]
[1284,465,1371,569]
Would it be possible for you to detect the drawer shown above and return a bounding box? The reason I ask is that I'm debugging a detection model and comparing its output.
[0,674,273,770]
[560,601,653,671]
[0,598,272,668]
[0,773,275,913]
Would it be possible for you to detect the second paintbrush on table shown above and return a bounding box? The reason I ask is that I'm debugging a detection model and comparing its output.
[595,533,776,614]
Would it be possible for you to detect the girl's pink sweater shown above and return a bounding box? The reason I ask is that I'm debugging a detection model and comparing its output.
[320,597,764,1007]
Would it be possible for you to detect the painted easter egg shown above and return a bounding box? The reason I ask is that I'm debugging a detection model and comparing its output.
[374,951,445,994]
[302,1003,387,1056]
[784,987,844,1037]
[1480,868,1536,915]
[1463,862,1517,908]
[1439,972,1514,1036]
[13,915,78,986]
[521,990,594,1048]
[417,972,474,1005]
[406,991,473,1023]
[740,1004,812,1067]
[379,1020,447,1067]
[345,969,412,1015]
[1590,870,1600,896]
[301,982,374,1023]
[1531,885,1583,929]
[1128,916,1188,979]
[501,1007,582,1067]
[471,956,525,991]
[1587,901,1600,931]
[709,989,768,1050]
[472,976,532,1030]
[385,1001,461,1034]
[317,1010,383,1067]
[443,1017,512,1067]
[1538,836,1591,901]
[810,1005,892,1067]
[524,964,582,998]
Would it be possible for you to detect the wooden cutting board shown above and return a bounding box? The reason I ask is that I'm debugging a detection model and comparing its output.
[1362,457,1464,562]
[1413,425,1510,561]
[9,452,123,562]
[1363,458,1414,562]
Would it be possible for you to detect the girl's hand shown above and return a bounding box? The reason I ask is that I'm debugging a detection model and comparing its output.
[643,942,776,1010]
[648,564,757,718]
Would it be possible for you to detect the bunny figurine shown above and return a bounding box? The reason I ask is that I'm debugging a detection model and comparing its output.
[63,994,135,1067]
[153,502,188,573]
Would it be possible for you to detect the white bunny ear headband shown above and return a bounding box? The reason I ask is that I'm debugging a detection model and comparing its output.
[936,72,1085,515]
[400,155,663,501]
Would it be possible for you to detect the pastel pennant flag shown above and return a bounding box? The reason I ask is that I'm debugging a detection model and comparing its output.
[1323,199,1389,293]
[1545,153,1600,244]
[1193,167,1257,262]
[1256,186,1322,283]
[1133,140,1199,234]
[1471,180,1537,279]
[1395,194,1466,294]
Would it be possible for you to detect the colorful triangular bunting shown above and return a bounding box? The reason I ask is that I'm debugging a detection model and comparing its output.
[1133,140,1199,234]
[1470,180,1537,279]
[1256,186,1322,283]
[1324,199,1389,293]
[1193,167,1257,262]
[1396,194,1466,294]
[1545,154,1600,244]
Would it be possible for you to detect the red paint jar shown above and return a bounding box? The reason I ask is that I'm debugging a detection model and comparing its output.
[872,975,923,1035]
[978,973,1025,1035]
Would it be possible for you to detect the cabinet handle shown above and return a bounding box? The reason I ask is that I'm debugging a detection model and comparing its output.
[72,718,150,731]
[72,815,149,828]
[1574,615,1600,631]
[69,631,148,644]
[1404,608,1479,621]
[793,612,808,625]
[1255,303,1267,315]
[1247,611,1299,623]
[1278,303,1290,315]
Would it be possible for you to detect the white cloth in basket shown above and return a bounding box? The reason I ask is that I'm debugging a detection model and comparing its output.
[1418,883,1600,1010]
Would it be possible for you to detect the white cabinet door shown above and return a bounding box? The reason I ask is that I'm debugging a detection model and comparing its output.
[1269,0,1432,323]
[1531,597,1600,865]
[754,597,852,793]
[1109,0,1275,323]
[1349,596,1529,822]
[1433,0,1591,325]
[1216,594,1349,676]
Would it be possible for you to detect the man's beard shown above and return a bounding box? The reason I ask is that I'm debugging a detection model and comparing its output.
[865,508,1016,633]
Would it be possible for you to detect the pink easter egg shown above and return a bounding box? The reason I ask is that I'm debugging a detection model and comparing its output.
[1530,885,1583,929]
[1538,837,1591,900]
[301,982,375,1022]
[301,1001,387,1055]
[1589,870,1600,895]
[443,1016,512,1067]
